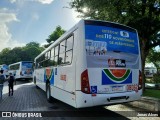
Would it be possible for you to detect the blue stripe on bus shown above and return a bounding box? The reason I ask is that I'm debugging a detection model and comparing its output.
[44,69,54,85]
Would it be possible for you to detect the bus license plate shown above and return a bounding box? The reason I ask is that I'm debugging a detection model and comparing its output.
[112,86,123,92]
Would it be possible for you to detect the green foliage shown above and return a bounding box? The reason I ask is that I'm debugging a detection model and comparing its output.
[153,73,160,83]
[26,42,40,48]
[70,0,160,91]
[146,48,160,69]
[46,26,65,43]
[143,89,160,99]
[44,26,65,48]
[0,42,44,65]
[70,0,160,51]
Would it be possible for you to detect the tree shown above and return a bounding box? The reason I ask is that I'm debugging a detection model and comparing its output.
[146,48,160,70]
[22,42,44,61]
[23,42,44,61]
[70,0,160,92]
[0,48,11,64]
[45,26,65,48]
[26,42,40,48]
[0,42,44,65]
[23,47,43,61]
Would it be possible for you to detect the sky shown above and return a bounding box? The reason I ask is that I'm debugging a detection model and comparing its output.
[0,0,81,51]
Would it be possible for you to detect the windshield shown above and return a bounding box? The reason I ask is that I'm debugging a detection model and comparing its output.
[22,62,33,70]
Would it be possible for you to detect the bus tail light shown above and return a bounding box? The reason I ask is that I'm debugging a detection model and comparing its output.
[81,69,90,94]
[138,70,142,90]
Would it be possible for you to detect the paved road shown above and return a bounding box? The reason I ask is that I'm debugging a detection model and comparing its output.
[0,80,159,120]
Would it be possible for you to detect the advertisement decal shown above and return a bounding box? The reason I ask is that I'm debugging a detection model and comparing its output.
[102,69,132,85]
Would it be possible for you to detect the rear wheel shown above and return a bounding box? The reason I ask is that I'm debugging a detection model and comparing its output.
[34,76,39,89]
[46,82,52,102]
[34,76,36,84]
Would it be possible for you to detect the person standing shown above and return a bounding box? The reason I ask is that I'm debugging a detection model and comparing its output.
[8,73,15,96]
[0,70,5,99]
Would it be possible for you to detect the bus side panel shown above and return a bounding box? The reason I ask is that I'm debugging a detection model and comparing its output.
[75,91,93,108]
[51,30,77,107]
[54,65,75,93]
[74,21,95,108]
[75,21,87,91]
[34,68,46,91]
[51,86,76,108]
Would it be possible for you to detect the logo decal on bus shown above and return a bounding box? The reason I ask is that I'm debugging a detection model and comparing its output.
[102,69,132,84]
[60,75,66,81]
[127,84,138,92]
[91,86,97,93]
[120,31,129,38]
[44,68,54,85]
[108,59,126,67]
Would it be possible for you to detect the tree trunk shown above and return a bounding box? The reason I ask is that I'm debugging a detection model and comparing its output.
[141,39,149,93]
[141,52,146,93]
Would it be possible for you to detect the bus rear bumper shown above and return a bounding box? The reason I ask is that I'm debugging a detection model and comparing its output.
[75,90,142,108]
[19,75,33,79]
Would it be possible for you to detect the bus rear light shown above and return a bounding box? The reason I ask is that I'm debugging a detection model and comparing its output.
[138,70,142,90]
[81,69,90,94]
[92,94,97,96]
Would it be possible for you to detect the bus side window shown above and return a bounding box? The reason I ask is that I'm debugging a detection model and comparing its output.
[66,36,73,51]
[54,45,59,65]
[50,47,56,66]
[65,51,72,64]
[65,36,73,64]
[59,40,66,65]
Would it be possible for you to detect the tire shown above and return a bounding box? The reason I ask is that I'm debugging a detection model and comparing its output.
[46,83,52,102]
[33,77,39,89]
[33,76,36,85]
[36,85,39,89]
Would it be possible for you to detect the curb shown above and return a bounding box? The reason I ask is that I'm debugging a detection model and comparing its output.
[125,97,160,111]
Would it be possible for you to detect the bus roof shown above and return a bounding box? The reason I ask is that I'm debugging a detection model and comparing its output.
[35,19,138,60]
[9,61,33,66]
[84,20,137,32]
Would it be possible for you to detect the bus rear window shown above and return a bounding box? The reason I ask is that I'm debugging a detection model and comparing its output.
[85,23,140,68]
[85,25,139,55]
[22,62,33,69]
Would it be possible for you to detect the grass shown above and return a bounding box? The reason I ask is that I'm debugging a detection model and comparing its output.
[143,89,160,99]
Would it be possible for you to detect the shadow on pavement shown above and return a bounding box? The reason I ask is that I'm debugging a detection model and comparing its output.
[0,82,130,119]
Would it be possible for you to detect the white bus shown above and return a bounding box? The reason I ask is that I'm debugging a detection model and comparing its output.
[9,61,33,80]
[0,64,9,78]
[33,20,142,108]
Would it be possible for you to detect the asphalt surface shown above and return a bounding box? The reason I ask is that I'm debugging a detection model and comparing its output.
[0,80,159,120]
